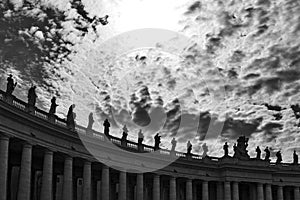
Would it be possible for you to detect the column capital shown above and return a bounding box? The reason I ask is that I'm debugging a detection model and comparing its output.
[0,133,10,141]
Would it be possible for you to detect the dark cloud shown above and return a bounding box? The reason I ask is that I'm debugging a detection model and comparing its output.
[185,1,201,15]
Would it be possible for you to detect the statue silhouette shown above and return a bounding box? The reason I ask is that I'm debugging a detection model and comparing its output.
[49,97,58,115]
[256,146,261,159]
[28,86,37,107]
[223,142,229,157]
[233,136,250,160]
[264,147,270,161]
[293,150,299,165]
[154,133,161,150]
[276,151,282,164]
[103,119,110,137]
[202,143,208,157]
[121,125,128,141]
[67,104,76,131]
[171,138,177,152]
[6,74,17,95]
[87,112,94,130]
[138,129,144,145]
[187,141,192,155]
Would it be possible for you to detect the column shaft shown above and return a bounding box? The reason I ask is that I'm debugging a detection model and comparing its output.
[294,187,300,200]
[40,150,53,200]
[224,182,231,200]
[170,177,176,200]
[137,174,144,200]
[265,184,272,200]
[17,143,32,200]
[119,171,127,200]
[0,135,9,200]
[101,166,109,200]
[277,186,283,200]
[186,179,192,200]
[82,161,91,200]
[153,175,160,200]
[257,183,264,200]
[202,181,209,200]
[233,182,239,200]
[62,157,73,200]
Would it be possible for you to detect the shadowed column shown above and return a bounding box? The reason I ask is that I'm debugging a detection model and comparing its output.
[40,150,53,200]
[186,179,192,200]
[17,143,32,200]
[137,174,143,200]
[224,181,231,200]
[217,182,223,200]
[82,161,91,200]
[277,186,283,200]
[265,184,272,200]
[170,177,176,200]
[257,183,264,200]
[153,175,160,200]
[202,181,209,200]
[62,156,73,200]
[0,135,9,200]
[119,171,127,200]
[233,182,239,200]
[101,165,109,200]
[294,187,300,200]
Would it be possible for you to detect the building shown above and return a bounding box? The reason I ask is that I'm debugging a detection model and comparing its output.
[0,89,300,200]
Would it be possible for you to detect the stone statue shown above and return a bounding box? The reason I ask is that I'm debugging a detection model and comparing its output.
[171,138,177,152]
[223,142,229,157]
[138,129,144,145]
[28,86,38,107]
[202,143,208,157]
[276,151,282,164]
[256,146,261,159]
[154,133,161,150]
[264,147,270,161]
[187,141,192,154]
[103,119,110,137]
[6,74,17,95]
[233,136,250,160]
[293,150,299,165]
[49,97,58,115]
[121,125,128,141]
[87,112,94,130]
[233,143,237,154]
[67,104,76,131]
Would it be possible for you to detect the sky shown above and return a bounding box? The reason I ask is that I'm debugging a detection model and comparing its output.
[1,0,300,162]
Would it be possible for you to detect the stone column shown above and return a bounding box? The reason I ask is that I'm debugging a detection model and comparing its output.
[217,182,223,200]
[170,177,176,200]
[137,174,144,200]
[224,181,231,200]
[101,165,109,200]
[0,135,9,200]
[186,179,192,200]
[62,156,73,200]
[153,175,160,200]
[40,150,53,200]
[277,186,283,200]
[294,187,300,200]
[233,182,239,200]
[202,181,209,200]
[265,184,272,200]
[82,161,91,200]
[119,171,127,200]
[17,143,32,200]
[257,183,264,200]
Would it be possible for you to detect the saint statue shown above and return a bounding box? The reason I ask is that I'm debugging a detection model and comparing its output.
[202,143,208,157]
[233,136,250,160]
[28,86,38,107]
[293,150,299,165]
[121,125,128,141]
[187,141,192,155]
[264,147,270,161]
[49,97,58,115]
[87,112,94,130]
[223,142,229,157]
[6,74,17,95]
[171,138,177,152]
[138,129,144,145]
[276,151,282,164]
[256,146,261,160]
[154,133,161,150]
[103,119,110,137]
[67,104,76,131]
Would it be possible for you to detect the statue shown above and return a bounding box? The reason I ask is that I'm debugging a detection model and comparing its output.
[256,146,261,159]
[121,125,128,141]
[49,97,58,115]
[276,151,282,164]
[187,141,192,155]
[202,143,208,157]
[154,133,161,150]
[293,150,299,165]
[103,119,110,137]
[223,142,229,157]
[28,86,38,107]
[171,138,177,152]
[233,143,237,154]
[67,104,76,131]
[87,112,94,130]
[6,74,17,95]
[233,136,250,160]
[138,129,144,145]
[264,147,270,161]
